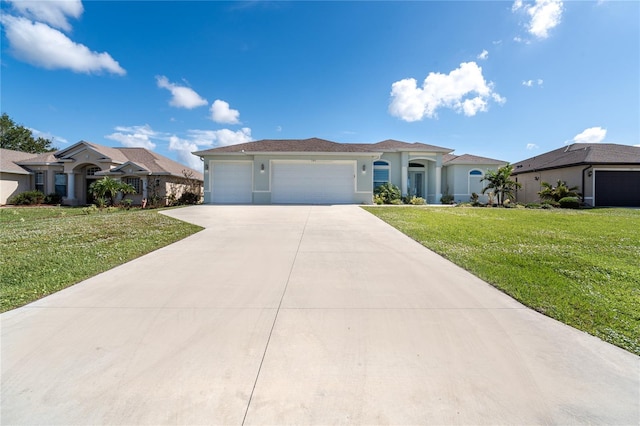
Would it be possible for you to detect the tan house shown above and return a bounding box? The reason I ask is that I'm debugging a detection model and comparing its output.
[512,143,640,207]
[1,141,203,206]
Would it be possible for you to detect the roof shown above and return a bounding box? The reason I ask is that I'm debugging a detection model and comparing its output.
[512,143,640,174]
[443,153,506,165]
[193,138,453,156]
[0,148,38,174]
[8,141,203,181]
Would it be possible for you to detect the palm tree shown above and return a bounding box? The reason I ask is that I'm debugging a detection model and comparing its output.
[538,180,580,202]
[481,164,521,206]
[89,176,136,206]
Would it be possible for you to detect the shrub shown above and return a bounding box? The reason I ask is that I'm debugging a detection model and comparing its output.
[440,194,454,204]
[559,196,580,209]
[82,204,99,215]
[374,183,401,204]
[9,190,45,205]
[525,203,541,209]
[541,203,556,209]
[44,192,63,205]
[407,196,425,205]
[178,191,200,205]
[373,195,384,205]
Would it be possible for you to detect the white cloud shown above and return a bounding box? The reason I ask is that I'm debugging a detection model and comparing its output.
[513,0,563,39]
[105,125,158,150]
[526,143,539,150]
[477,49,489,60]
[29,128,68,144]
[168,136,202,171]
[523,80,533,87]
[389,62,504,121]
[210,99,241,124]
[7,0,83,32]
[572,127,607,144]
[522,79,544,87]
[187,128,252,147]
[1,15,125,75]
[156,76,208,109]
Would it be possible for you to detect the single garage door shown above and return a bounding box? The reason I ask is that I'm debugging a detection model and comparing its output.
[272,161,355,204]
[595,171,640,207]
[211,161,252,203]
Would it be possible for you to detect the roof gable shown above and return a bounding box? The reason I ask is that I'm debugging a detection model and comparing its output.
[443,153,506,165]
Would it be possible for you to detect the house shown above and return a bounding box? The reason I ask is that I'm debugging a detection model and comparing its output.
[511,143,640,207]
[194,138,506,205]
[0,141,203,206]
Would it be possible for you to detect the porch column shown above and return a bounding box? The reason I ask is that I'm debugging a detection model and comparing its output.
[66,172,76,201]
[435,166,442,204]
[401,152,408,196]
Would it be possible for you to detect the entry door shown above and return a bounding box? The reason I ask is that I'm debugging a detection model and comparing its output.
[409,172,424,197]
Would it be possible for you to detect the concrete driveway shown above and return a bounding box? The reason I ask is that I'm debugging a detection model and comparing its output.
[1,205,638,425]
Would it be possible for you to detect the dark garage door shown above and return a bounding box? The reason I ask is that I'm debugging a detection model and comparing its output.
[595,171,640,207]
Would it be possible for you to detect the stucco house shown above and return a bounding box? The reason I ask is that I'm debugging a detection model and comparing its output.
[0,141,203,206]
[512,143,640,207]
[194,138,506,205]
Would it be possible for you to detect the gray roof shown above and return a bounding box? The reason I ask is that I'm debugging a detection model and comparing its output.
[443,153,506,165]
[512,143,640,174]
[194,138,453,155]
[0,148,37,174]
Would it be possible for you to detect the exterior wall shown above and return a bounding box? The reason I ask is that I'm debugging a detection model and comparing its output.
[0,172,31,204]
[201,154,374,204]
[514,164,639,206]
[514,165,592,205]
[445,164,502,204]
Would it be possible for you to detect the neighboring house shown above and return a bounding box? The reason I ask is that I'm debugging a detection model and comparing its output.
[511,143,640,207]
[0,141,203,206]
[0,148,39,205]
[194,138,505,205]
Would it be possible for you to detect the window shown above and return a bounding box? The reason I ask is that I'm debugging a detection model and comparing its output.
[54,173,67,197]
[373,160,390,188]
[469,169,484,195]
[124,177,141,193]
[86,166,101,176]
[35,172,44,193]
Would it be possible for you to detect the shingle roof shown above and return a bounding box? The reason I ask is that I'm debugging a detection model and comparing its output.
[0,148,37,174]
[443,153,506,165]
[7,142,203,181]
[512,143,640,174]
[193,138,453,155]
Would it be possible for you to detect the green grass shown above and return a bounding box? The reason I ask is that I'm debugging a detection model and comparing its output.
[363,206,640,355]
[1,206,203,312]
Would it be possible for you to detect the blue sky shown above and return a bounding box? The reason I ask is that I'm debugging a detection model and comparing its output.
[1,0,638,170]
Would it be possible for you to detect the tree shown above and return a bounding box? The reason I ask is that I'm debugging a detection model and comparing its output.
[0,113,57,153]
[481,164,522,206]
[89,177,136,206]
[538,180,581,203]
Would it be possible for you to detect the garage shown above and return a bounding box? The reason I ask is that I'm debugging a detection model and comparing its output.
[271,161,355,204]
[211,161,252,203]
[595,170,640,207]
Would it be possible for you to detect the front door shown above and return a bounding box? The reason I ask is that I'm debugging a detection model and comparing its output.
[408,172,424,197]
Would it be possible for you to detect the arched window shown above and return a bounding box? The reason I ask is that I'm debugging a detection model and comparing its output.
[408,162,425,168]
[86,166,101,176]
[373,160,390,188]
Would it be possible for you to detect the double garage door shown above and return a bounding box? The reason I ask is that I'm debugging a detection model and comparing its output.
[594,170,640,207]
[211,160,356,204]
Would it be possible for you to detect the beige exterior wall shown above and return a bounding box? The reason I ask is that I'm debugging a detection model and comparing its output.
[0,172,31,204]
[514,165,594,205]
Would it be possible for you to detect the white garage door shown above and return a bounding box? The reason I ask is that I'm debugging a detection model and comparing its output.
[271,161,355,204]
[211,161,252,203]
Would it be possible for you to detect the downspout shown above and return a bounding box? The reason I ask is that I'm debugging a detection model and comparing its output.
[581,165,592,203]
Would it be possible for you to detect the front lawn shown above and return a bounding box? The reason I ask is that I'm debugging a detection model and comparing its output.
[0,207,203,312]
[363,206,640,355]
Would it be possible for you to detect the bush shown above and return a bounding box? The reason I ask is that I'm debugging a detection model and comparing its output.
[373,195,384,205]
[407,196,426,205]
[374,183,401,204]
[541,203,556,209]
[44,193,63,205]
[525,203,541,209]
[178,191,200,205]
[9,190,45,205]
[440,194,454,204]
[559,196,580,209]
